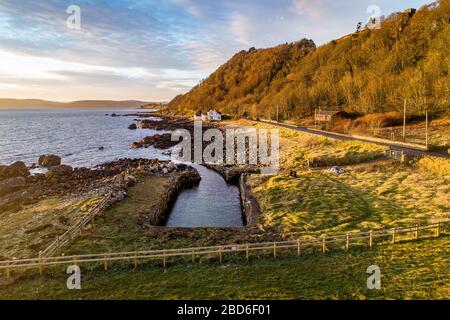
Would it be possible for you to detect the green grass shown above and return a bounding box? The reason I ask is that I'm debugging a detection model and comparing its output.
[223,119,387,170]
[0,196,101,259]
[62,175,171,255]
[1,237,448,300]
[249,161,449,234]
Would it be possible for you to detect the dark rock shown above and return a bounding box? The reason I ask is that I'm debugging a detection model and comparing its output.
[128,123,137,130]
[0,161,29,180]
[38,155,61,167]
[0,177,27,196]
[45,165,73,177]
[125,175,137,187]
[98,146,105,151]
[131,142,143,149]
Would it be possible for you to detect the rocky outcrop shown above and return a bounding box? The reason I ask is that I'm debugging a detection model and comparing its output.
[139,167,201,227]
[128,123,137,130]
[131,134,179,150]
[0,161,30,181]
[38,155,61,167]
[45,165,73,177]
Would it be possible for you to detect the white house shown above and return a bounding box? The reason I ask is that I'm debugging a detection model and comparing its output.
[193,110,222,121]
[207,110,222,121]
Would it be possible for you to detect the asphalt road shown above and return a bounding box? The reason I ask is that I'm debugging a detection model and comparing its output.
[258,120,450,159]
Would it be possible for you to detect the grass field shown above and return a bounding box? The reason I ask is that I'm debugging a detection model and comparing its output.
[223,119,387,170]
[1,237,448,300]
[62,175,171,255]
[0,195,101,259]
[248,160,449,234]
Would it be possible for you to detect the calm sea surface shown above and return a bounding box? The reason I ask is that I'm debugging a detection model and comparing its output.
[0,109,167,168]
[0,108,243,227]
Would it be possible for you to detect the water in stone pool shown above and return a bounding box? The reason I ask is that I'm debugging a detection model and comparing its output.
[166,164,243,228]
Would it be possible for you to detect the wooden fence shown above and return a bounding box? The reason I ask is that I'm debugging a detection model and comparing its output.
[41,194,113,258]
[1,221,448,280]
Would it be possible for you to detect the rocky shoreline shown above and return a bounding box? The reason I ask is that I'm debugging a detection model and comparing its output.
[0,156,195,216]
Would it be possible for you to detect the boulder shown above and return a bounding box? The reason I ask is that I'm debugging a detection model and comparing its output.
[0,161,29,180]
[125,175,137,187]
[128,123,137,130]
[45,165,73,177]
[131,142,143,149]
[38,155,61,167]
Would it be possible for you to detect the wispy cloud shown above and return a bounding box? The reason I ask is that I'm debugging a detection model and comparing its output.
[0,0,435,101]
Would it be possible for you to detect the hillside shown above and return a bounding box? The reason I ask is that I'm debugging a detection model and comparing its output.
[168,1,450,119]
[0,99,150,109]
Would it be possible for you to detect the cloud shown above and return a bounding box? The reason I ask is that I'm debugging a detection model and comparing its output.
[230,14,252,47]
[0,0,435,101]
[291,0,327,18]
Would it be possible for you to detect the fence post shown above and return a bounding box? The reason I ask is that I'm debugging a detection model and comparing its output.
[369,231,373,248]
[104,256,109,271]
[273,243,277,259]
[392,228,397,244]
[415,224,419,240]
[6,262,11,280]
[345,234,349,251]
[38,251,43,276]
[134,252,138,269]
[246,245,249,262]
[163,250,166,269]
[297,240,301,257]
[192,249,195,264]
[322,238,326,254]
[219,247,223,265]
[436,222,441,237]
[55,236,60,252]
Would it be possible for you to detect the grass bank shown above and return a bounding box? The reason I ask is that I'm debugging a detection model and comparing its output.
[248,161,449,234]
[1,237,448,299]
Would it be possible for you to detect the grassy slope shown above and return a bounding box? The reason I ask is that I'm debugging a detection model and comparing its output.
[249,161,449,234]
[0,196,101,259]
[1,237,448,300]
[62,175,171,255]
[223,119,450,234]
[222,119,387,170]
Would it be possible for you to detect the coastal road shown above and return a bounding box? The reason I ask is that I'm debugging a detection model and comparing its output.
[257,120,450,159]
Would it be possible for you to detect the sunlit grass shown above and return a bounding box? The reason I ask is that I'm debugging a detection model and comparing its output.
[0,196,101,259]
[249,161,449,234]
[1,237,448,300]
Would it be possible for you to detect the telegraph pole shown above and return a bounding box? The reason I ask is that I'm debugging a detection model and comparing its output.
[425,106,429,148]
[403,98,407,141]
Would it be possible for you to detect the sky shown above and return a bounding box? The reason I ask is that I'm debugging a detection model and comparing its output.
[0,0,434,102]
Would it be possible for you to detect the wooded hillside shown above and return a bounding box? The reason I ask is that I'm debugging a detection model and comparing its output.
[169,1,449,120]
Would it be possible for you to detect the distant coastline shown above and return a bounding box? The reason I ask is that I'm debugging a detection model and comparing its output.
[0,98,162,109]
